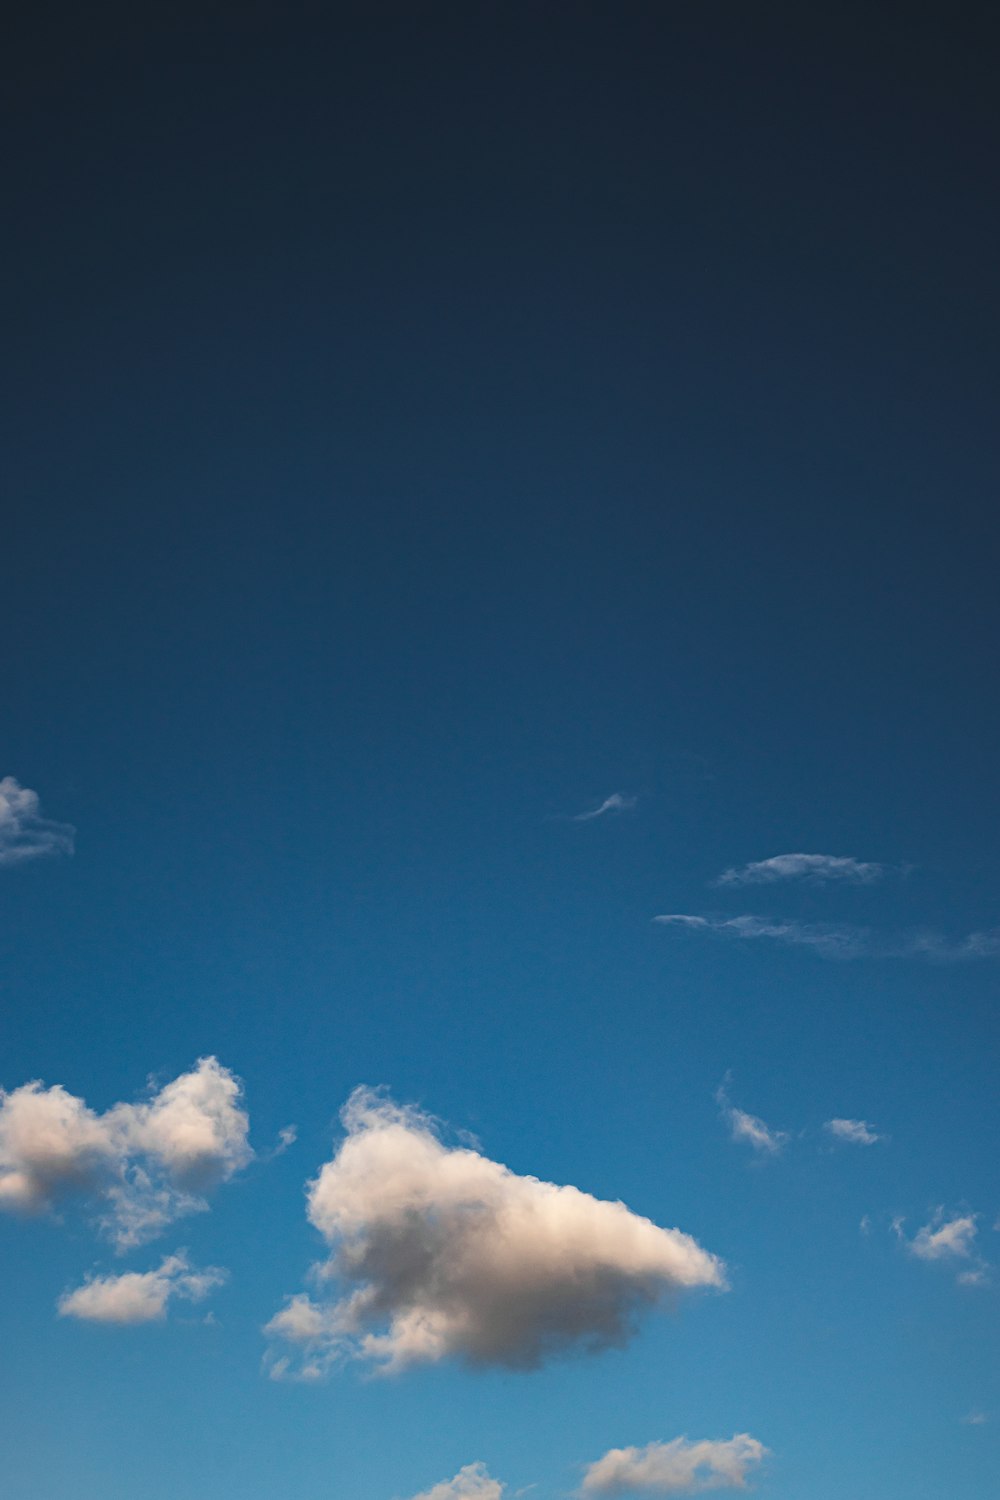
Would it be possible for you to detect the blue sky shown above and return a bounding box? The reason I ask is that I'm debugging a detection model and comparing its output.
[2,5,998,1497]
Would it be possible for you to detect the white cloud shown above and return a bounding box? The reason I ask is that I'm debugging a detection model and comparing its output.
[572,794,637,822]
[408,1463,505,1500]
[57,1252,226,1324]
[0,1057,252,1248]
[715,1080,787,1157]
[716,853,888,886]
[824,1118,884,1146]
[266,1089,724,1378]
[654,913,1000,962]
[581,1434,768,1494]
[962,1410,989,1425]
[0,776,75,867]
[897,1211,990,1285]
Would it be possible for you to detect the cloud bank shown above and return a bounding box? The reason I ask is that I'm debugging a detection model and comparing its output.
[654,913,1000,962]
[58,1252,226,1324]
[408,1463,505,1500]
[266,1089,724,1378]
[0,1057,252,1248]
[581,1434,768,1494]
[716,853,888,886]
[0,776,75,866]
[825,1118,883,1146]
[573,793,637,822]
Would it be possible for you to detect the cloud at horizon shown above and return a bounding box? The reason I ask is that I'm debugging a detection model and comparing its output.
[265,1088,724,1378]
[0,776,75,867]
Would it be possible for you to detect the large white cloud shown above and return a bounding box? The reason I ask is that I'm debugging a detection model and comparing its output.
[0,1057,252,1248]
[266,1089,725,1377]
[0,776,75,867]
[57,1252,226,1324]
[581,1435,768,1494]
[407,1462,504,1500]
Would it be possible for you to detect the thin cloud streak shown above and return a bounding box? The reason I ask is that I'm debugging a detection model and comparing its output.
[716,852,890,886]
[580,1434,768,1494]
[0,776,75,867]
[265,1088,724,1378]
[654,913,1000,961]
[572,793,637,822]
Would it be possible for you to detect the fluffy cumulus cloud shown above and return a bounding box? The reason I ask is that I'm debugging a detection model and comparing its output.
[407,1463,505,1500]
[581,1434,768,1495]
[266,1089,724,1378]
[57,1252,226,1324]
[0,1057,252,1248]
[654,913,1000,962]
[715,1080,786,1157]
[824,1118,883,1146]
[573,793,637,822]
[0,776,75,867]
[716,853,888,886]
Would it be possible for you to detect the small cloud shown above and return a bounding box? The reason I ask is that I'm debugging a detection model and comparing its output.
[261,1124,298,1162]
[715,1078,787,1157]
[962,1410,989,1426]
[0,776,75,867]
[580,1434,768,1495]
[859,1215,872,1236]
[265,1088,725,1379]
[0,1057,253,1249]
[572,793,637,822]
[898,1211,990,1285]
[58,1252,226,1324]
[408,1463,505,1500]
[716,853,890,886]
[824,1118,885,1146]
[654,914,1000,963]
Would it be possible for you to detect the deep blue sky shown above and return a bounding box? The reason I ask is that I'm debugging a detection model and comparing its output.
[2,5,998,1498]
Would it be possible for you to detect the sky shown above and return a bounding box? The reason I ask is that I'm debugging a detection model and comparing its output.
[2,3,999,1497]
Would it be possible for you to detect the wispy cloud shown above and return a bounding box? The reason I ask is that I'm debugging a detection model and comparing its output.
[580,1434,768,1495]
[654,913,1000,962]
[962,1410,989,1426]
[572,793,637,822]
[896,1211,990,1285]
[715,1078,787,1157]
[824,1118,885,1146]
[408,1464,505,1500]
[0,1058,253,1249]
[716,853,890,886]
[265,1088,724,1379]
[57,1252,227,1324]
[0,776,75,867]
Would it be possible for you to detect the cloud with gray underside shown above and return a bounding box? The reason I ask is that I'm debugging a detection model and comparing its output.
[0,776,75,866]
[0,1057,253,1249]
[265,1088,724,1378]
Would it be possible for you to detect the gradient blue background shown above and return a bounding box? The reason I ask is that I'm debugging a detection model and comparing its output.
[2,4,998,1496]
